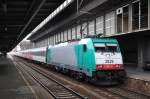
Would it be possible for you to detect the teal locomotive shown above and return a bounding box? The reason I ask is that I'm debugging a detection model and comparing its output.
[15,38,126,85]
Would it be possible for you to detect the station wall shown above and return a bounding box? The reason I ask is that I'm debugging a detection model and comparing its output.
[33,0,149,49]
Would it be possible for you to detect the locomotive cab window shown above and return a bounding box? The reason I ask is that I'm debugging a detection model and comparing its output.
[106,43,118,52]
[94,43,119,52]
[94,43,106,52]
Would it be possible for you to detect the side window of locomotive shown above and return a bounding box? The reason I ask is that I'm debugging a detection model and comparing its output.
[83,44,87,52]
[94,43,106,52]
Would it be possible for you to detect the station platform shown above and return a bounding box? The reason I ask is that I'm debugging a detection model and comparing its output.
[0,55,53,99]
[123,66,150,96]
[126,66,150,81]
[0,55,36,99]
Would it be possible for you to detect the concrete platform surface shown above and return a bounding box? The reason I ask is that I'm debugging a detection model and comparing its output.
[126,66,150,81]
[0,56,35,99]
[121,66,150,96]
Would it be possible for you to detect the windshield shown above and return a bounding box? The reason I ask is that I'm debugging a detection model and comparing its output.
[94,43,119,52]
[94,43,106,52]
[95,47,106,52]
[106,43,118,52]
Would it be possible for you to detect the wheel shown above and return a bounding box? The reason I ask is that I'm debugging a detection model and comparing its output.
[85,76,90,82]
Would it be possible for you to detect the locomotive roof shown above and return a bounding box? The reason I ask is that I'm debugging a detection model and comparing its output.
[49,38,118,48]
[92,38,118,43]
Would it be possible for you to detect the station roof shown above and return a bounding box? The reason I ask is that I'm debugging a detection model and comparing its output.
[0,0,65,52]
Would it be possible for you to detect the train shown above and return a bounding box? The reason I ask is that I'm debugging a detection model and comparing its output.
[14,38,126,85]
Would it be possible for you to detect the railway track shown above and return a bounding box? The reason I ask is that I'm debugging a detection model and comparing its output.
[15,57,150,99]
[14,60,86,99]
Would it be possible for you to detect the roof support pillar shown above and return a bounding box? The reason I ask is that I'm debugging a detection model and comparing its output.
[148,0,150,29]
[137,37,145,69]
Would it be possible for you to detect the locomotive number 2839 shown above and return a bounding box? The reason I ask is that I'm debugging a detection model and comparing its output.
[105,60,114,63]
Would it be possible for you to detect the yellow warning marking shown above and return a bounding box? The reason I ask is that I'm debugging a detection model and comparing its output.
[14,63,40,99]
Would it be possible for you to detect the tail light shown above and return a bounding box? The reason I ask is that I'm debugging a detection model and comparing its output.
[96,64,124,70]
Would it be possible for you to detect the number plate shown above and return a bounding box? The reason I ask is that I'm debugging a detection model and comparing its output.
[105,60,114,63]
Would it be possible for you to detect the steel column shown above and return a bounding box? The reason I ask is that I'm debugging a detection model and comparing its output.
[148,0,150,28]
[137,37,145,69]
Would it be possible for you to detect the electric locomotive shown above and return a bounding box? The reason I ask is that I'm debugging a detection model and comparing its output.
[14,38,126,85]
[46,38,126,85]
